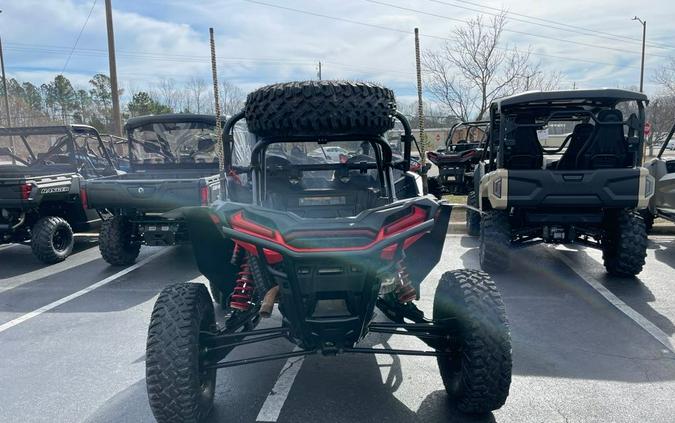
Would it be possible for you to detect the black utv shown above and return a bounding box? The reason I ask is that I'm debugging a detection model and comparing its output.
[427,120,489,197]
[144,81,512,422]
[83,114,252,265]
[0,125,118,263]
[472,89,654,276]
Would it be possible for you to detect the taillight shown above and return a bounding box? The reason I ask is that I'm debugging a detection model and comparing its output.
[263,248,283,264]
[20,183,32,200]
[230,211,276,239]
[80,188,88,209]
[383,206,426,236]
[200,185,209,206]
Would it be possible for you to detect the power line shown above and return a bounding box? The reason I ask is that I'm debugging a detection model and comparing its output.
[364,0,671,59]
[438,0,674,51]
[61,0,98,74]
[242,0,640,70]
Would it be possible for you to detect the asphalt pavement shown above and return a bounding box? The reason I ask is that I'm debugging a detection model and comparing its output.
[1,224,675,423]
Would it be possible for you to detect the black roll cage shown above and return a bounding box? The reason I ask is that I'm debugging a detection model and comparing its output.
[0,124,115,172]
[485,99,647,170]
[657,121,675,159]
[444,120,489,149]
[221,111,416,205]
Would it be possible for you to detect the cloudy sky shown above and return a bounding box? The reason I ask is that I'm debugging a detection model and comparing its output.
[2,0,674,103]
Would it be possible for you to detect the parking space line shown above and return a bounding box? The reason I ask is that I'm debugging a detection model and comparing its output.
[0,244,18,251]
[256,347,305,422]
[550,248,675,354]
[0,248,102,292]
[0,248,172,334]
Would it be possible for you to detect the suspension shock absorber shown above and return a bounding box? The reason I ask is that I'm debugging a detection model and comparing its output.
[230,254,255,311]
[395,260,417,303]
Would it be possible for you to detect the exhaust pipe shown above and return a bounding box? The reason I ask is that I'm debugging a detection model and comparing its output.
[260,285,280,318]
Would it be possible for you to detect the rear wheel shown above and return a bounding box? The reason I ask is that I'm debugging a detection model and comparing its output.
[466,191,480,237]
[602,209,647,276]
[479,210,511,273]
[31,216,74,264]
[99,216,141,266]
[433,269,512,413]
[146,283,217,423]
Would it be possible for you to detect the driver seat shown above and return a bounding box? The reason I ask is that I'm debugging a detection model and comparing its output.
[556,123,595,170]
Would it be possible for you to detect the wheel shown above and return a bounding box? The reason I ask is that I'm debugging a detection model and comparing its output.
[479,210,511,273]
[99,216,141,266]
[31,216,74,264]
[245,80,396,137]
[146,283,217,423]
[427,176,443,199]
[639,209,654,233]
[433,269,512,413]
[602,209,647,276]
[466,191,481,237]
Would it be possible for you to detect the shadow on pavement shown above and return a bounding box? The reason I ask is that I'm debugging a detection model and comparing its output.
[457,238,675,383]
[652,238,675,268]
[0,238,98,279]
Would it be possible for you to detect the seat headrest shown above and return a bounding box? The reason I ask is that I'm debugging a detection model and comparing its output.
[572,123,594,137]
[597,109,623,123]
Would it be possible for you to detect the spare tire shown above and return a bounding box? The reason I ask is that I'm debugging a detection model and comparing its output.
[245,80,396,137]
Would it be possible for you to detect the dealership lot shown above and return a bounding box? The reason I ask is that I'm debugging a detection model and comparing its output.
[1,225,674,423]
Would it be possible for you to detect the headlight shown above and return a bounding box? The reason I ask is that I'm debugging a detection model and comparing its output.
[493,177,502,198]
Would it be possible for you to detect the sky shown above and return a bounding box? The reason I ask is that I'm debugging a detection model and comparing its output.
[1,0,674,105]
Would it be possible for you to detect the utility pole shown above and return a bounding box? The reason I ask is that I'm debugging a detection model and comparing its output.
[0,10,15,163]
[317,61,322,80]
[105,0,122,136]
[633,16,646,92]
[414,28,428,194]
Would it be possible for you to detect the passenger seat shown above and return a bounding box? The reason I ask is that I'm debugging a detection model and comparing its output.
[555,123,595,170]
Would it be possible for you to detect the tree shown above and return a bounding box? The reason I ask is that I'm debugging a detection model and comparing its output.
[220,80,245,116]
[89,74,113,132]
[423,12,559,121]
[654,57,675,96]
[127,91,171,117]
[44,75,77,123]
[156,78,182,112]
[186,77,208,114]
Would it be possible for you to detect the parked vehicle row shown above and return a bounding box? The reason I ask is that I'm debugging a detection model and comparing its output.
[1,81,671,423]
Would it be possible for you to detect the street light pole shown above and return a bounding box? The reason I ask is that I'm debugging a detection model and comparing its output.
[105,0,122,136]
[632,16,646,92]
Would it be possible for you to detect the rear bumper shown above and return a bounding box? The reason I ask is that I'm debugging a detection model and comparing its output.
[481,168,654,209]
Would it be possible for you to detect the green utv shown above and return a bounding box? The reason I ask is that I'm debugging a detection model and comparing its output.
[469,89,654,276]
[144,81,512,422]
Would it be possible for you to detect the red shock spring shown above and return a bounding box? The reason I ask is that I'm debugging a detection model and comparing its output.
[395,261,417,304]
[230,256,255,311]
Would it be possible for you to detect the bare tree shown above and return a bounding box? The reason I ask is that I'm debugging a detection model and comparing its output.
[156,78,182,112]
[654,57,675,96]
[423,12,557,121]
[220,80,245,116]
[186,77,207,114]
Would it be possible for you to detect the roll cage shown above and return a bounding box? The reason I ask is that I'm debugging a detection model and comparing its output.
[484,89,649,171]
[0,124,116,174]
[221,111,416,206]
[444,120,489,150]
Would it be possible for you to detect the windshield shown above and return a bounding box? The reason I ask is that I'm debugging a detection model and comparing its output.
[130,121,220,165]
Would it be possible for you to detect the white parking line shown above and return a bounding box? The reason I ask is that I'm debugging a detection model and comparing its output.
[0,244,19,251]
[0,248,101,292]
[549,248,675,354]
[0,248,171,334]
[256,347,305,422]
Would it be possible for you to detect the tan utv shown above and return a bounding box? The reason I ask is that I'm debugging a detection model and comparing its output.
[468,89,654,277]
[643,122,675,230]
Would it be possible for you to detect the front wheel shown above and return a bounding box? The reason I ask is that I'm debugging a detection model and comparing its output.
[31,216,74,264]
[146,283,217,423]
[433,269,512,413]
[602,210,647,276]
